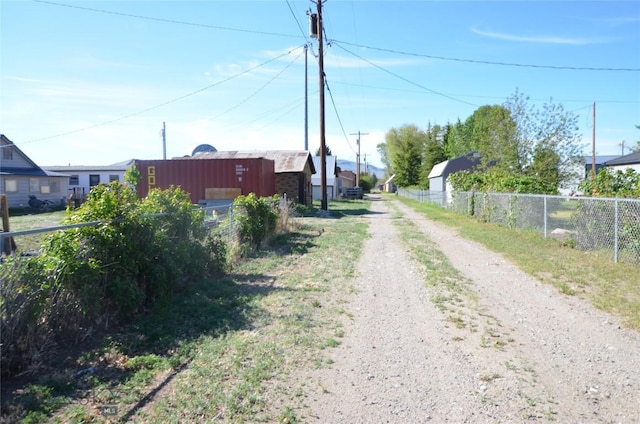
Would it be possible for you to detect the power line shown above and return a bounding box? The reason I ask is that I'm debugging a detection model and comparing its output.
[23,47,302,144]
[284,0,310,43]
[33,0,639,73]
[209,46,305,121]
[331,39,640,72]
[333,43,479,108]
[330,81,640,105]
[324,78,357,155]
[34,0,301,39]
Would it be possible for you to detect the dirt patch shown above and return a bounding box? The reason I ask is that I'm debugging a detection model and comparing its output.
[296,195,640,423]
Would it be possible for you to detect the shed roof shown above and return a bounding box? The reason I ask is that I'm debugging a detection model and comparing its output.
[428,152,481,179]
[183,150,316,174]
[311,155,338,185]
[311,155,337,176]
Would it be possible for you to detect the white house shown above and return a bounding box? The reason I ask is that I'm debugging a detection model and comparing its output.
[42,159,136,201]
[311,155,338,200]
[0,135,69,208]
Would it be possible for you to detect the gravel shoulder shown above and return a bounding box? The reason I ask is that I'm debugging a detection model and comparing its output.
[298,195,640,423]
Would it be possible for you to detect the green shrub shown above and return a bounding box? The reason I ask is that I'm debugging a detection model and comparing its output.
[233,193,280,250]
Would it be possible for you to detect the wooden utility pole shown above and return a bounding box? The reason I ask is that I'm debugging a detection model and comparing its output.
[162,121,167,160]
[317,0,327,211]
[350,131,368,187]
[304,44,309,151]
[591,102,596,180]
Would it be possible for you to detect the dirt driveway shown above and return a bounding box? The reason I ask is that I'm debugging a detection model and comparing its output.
[299,195,639,423]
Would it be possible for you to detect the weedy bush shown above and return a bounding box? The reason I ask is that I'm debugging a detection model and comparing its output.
[0,182,228,376]
[233,193,280,250]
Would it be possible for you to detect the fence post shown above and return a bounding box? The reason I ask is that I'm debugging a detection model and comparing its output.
[229,204,234,242]
[1,194,17,255]
[614,199,619,263]
[543,196,548,238]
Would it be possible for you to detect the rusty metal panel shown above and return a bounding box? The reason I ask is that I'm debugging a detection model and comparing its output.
[189,150,315,174]
[135,158,276,203]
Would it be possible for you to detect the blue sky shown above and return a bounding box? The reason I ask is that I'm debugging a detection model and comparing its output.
[1,0,639,169]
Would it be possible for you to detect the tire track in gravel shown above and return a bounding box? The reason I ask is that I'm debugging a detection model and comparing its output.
[299,196,640,423]
[394,198,640,423]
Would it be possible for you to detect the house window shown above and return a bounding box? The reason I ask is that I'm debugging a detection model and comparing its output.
[109,174,120,182]
[2,148,13,161]
[4,179,17,192]
[29,178,39,192]
[41,185,51,194]
[89,174,100,187]
[50,180,60,193]
[69,175,79,186]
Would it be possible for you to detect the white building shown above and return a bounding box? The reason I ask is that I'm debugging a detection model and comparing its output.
[42,159,135,200]
[311,155,338,200]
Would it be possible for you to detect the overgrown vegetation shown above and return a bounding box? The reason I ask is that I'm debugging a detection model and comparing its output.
[572,168,640,262]
[1,183,229,377]
[580,167,640,198]
[448,167,559,194]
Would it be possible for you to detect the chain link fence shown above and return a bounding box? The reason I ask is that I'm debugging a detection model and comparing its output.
[398,188,640,266]
[200,203,239,246]
[1,205,241,257]
[2,196,296,256]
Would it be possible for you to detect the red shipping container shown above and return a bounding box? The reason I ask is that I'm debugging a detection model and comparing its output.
[135,158,276,203]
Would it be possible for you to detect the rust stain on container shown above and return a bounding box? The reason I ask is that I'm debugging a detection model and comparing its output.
[135,158,276,203]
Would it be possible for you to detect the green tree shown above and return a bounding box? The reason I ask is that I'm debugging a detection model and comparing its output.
[124,163,141,189]
[377,141,390,174]
[314,145,333,156]
[384,124,427,187]
[505,89,583,190]
[445,118,471,159]
[359,174,374,192]
[445,106,517,170]
[631,125,640,153]
[420,124,447,187]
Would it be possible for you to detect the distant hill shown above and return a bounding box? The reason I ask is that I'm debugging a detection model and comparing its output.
[337,159,385,177]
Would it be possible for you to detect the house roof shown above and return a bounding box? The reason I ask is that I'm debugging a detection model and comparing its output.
[583,155,620,165]
[42,159,136,172]
[0,134,46,175]
[604,151,640,166]
[43,164,132,172]
[183,150,316,174]
[0,134,54,177]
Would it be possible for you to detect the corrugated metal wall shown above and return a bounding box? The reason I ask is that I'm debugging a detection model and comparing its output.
[135,158,276,203]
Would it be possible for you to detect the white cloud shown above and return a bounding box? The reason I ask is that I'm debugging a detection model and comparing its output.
[470,27,606,45]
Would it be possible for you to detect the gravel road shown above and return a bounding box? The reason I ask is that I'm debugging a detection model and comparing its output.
[300,195,640,423]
